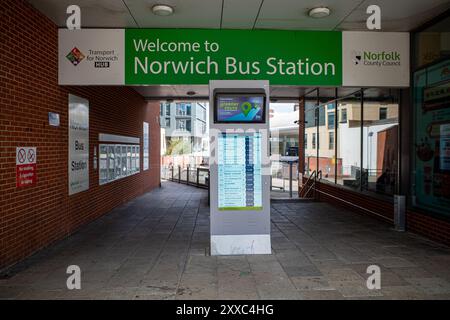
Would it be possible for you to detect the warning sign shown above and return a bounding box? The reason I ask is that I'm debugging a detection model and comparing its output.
[16,147,37,187]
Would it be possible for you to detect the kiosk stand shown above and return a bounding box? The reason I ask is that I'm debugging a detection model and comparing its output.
[209,80,271,255]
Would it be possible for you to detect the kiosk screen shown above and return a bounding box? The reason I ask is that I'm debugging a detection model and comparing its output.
[215,94,265,123]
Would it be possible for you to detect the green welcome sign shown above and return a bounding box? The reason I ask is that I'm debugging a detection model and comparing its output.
[124,29,342,86]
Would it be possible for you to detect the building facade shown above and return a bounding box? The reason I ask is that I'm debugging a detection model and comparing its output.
[160,101,208,156]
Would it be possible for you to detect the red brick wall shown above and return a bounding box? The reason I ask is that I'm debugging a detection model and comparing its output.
[0,0,160,269]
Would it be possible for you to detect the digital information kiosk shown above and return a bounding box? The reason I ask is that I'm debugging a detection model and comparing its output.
[209,80,271,255]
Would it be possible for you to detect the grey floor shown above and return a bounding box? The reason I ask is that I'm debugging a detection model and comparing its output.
[1,181,450,300]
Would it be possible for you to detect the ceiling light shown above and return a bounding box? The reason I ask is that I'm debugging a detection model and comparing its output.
[152,4,174,16]
[308,7,330,18]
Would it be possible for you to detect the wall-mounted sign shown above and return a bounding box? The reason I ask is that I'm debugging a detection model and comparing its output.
[48,112,60,127]
[16,147,37,187]
[68,94,89,195]
[59,29,125,85]
[342,32,410,87]
[143,122,149,171]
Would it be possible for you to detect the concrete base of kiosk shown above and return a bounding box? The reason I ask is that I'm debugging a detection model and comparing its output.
[211,234,271,255]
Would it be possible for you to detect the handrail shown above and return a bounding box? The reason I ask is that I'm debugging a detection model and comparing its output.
[300,169,323,199]
[300,170,316,198]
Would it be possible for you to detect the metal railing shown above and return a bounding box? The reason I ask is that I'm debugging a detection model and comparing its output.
[270,159,298,198]
[161,165,209,189]
[299,170,322,199]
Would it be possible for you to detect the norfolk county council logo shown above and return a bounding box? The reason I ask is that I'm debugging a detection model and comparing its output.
[352,50,401,67]
[66,47,85,66]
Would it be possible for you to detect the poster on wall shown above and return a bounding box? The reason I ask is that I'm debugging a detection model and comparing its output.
[16,147,37,188]
[143,121,149,171]
[69,94,89,195]
[413,60,450,216]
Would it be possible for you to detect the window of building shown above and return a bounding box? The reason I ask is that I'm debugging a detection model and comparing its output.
[165,117,170,128]
[327,112,335,129]
[312,133,316,149]
[160,103,170,116]
[196,103,207,121]
[176,119,192,132]
[340,108,347,123]
[176,103,191,116]
[329,132,334,150]
[304,133,308,149]
[165,105,171,116]
[379,107,387,120]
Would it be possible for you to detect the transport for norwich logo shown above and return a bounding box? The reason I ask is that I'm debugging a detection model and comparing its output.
[66,47,85,66]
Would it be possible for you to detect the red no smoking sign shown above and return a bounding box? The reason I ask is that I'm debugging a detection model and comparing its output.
[16,147,37,187]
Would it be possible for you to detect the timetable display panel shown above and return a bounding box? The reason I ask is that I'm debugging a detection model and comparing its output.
[217,133,262,211]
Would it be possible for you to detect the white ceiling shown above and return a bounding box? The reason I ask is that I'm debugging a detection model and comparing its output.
[28,0,450,31]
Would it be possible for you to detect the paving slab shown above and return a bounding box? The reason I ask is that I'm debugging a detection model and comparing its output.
[1,181,449,300]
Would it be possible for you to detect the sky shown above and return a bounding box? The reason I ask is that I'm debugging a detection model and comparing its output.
[269,103,298,128]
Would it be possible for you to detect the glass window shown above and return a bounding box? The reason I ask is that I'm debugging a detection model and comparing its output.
[115,145,121,178]
[133,146,137,172]
[99,145,108,184]
[414,15,450,68]
[160,103,163,116]
[136,146,140,171]
[304,133,308,149]
[176,119,191,132]
[363,95,399,195]
[413,60,450,217]
[327,112,335,129]
[379,107,387,120]
[130,146,135,172]
[165,104,171,116]
[340,108,347,123]
[127,146,131,173]
[312,133,316,149]
[108,145,115,181]
[196,103,207,121]
[336,90,362,190]
[165,117,170,127]
[176,102,191,116]
[329,132,334,150]
[122,145,127,176]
